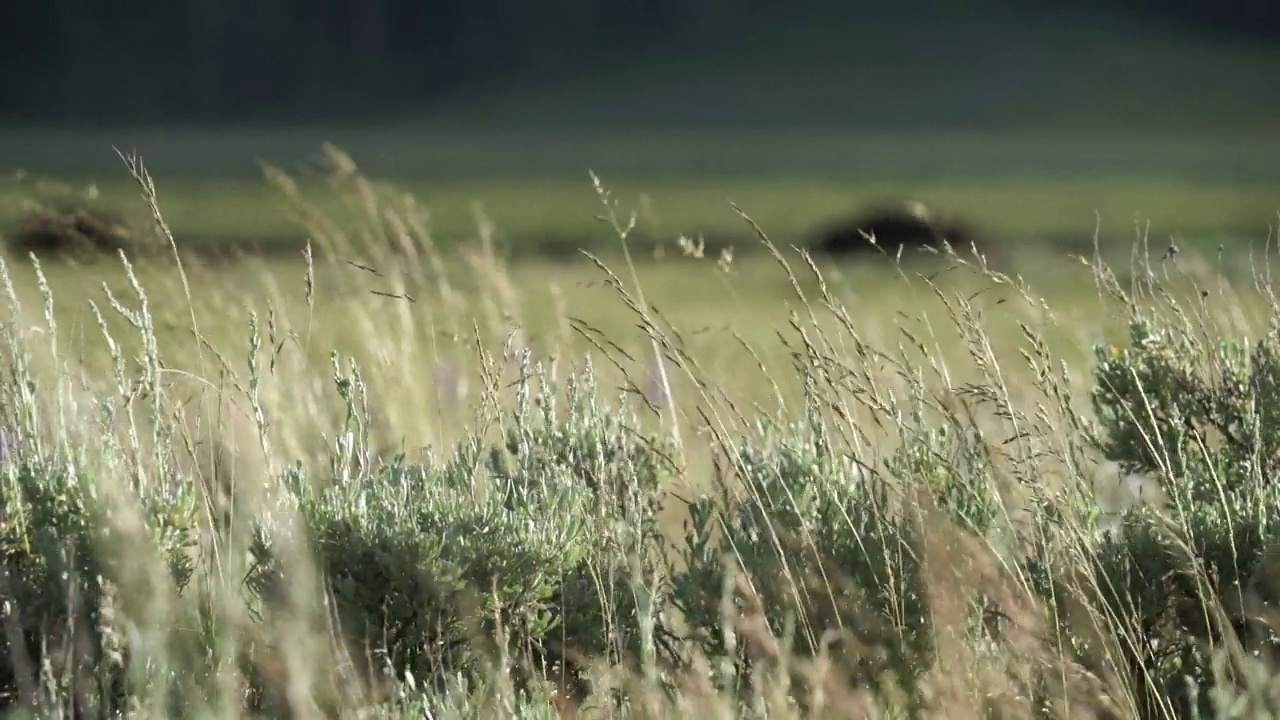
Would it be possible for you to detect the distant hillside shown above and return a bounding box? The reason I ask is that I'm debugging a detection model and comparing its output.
[419,0,1280,135]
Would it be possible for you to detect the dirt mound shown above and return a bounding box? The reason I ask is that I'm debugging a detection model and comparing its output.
[4,202,158,261]
[808,201,983,260]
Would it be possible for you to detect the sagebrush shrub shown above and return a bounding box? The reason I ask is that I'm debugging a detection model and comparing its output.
[1024,304,1280,717]
[258,355,677,698]
[669,374,1007,712]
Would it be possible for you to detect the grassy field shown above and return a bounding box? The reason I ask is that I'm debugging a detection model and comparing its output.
[5,8,1274,256]
[4,1,1280,254]
[2,133,1277,263]
[7,0,1280,254]
[1,156,1280,716]
[2,137,1267,462]
[2,3,1280,714]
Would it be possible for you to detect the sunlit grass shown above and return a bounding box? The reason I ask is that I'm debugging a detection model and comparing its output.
[1,147,1280,718]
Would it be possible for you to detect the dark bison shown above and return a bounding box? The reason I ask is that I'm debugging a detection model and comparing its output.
[6,202,148,261]
[808,201,983,260]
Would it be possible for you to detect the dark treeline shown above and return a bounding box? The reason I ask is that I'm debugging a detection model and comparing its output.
[1148,0,1280,35]
[1,0,754,124]
[1095,0,1280,40]
[1,0,1275,125]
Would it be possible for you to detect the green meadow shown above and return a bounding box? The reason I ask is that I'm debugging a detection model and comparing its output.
[2,1,1280,716]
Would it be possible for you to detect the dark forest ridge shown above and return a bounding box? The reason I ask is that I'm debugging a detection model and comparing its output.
[419,2,1280,135]
[1,0,1277,186]
[4,0,1279,132]
[4,0,1278,128]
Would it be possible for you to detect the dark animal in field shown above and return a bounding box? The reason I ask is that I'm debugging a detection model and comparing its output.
[5,202,152,261]
[808,201,982,260]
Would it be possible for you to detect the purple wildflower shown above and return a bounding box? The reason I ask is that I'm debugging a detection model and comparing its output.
[0,430,10,464]
[644,348,673,408]
[435,359,464,410]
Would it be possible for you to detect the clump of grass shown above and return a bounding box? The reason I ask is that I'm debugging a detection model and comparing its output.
[1,147,1280,719]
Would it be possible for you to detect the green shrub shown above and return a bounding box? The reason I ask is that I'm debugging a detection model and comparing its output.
[257,355,677,699]
[668,374,1007,712]
[0,366,199,714]
[1024,302,1280,718]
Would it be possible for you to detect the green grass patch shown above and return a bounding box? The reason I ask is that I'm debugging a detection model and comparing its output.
[2,170,1275,259]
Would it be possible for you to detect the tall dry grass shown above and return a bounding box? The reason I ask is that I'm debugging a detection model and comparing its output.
[0,145,1277,718]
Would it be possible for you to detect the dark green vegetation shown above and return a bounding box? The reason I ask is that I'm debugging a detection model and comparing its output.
[4,0,1278,126]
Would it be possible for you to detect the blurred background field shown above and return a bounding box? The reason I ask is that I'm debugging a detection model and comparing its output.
[0,0,1277,452]
[2,0,1279,258]
[4,0,1280,715]
[0,0,1275,440]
